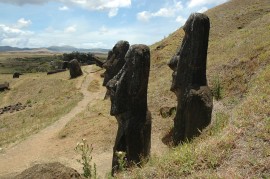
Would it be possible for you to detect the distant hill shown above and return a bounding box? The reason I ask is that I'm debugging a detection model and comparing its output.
[0,45,109,53]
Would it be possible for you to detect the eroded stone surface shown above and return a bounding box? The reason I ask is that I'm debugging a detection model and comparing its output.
[69,59,83,78]
[106,44,151,175]
[168,13,213,145]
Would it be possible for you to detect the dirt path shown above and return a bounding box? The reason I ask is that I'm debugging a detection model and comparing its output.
[0,66,106,178]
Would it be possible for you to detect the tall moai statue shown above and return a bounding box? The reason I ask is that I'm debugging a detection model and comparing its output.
[106,44,151,175]
[102,40,130,98]
[168,13,213,145]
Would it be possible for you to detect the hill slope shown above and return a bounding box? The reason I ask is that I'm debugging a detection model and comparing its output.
[119,0,270,178]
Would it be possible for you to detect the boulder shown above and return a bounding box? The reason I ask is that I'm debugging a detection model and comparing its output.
[15,162,83,179]
[0,82,9,91]
[69,59,83,78]
[168,13,213,145]
[47,69,66,75]
[13,72,23,78]
[62,61,69,69]
[106,44,151,175]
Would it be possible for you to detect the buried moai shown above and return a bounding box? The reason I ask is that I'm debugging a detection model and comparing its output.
[106,44,151,175]
[69,59,83,78]
[102,40,130,98]
[168,13,213,145]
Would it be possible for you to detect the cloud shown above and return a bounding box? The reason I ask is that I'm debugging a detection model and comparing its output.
[175,16,186,26]
[187,0,227,8]
[64,25,76,33]
[108,8,118,17]
[0,24,33,47]
[59,5,69,11]
[15,18,32,28]
[99,26,109,34]
[137,11,152,22]
[197,6,208,13]
[137,1,183,22]
[0,0,50,5]
[0,0,131,17]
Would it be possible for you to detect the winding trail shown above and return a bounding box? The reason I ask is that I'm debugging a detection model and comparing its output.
[0,65,104,177]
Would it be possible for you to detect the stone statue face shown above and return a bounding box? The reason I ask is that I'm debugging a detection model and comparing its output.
[106,44,150,116]
[102,41,130,87]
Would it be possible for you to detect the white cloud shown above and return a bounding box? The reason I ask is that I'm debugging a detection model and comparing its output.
[0,24,33,47]
[0,0,131,17]
[137,1,183,22]
[16,18,32,29]
[197,6,208,13]
[99,26,109,34]
[64,25,76,33]
[59,5,69,11]
[137,11,152,22]
[187,0,227,8]
[175,16,186,26]
[108,8,118,17]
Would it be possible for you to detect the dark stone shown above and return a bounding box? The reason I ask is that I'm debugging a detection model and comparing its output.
[159,106,176,118]
[168,13,213,145]
[94,58,104,68]
[62,61,69,69]
[13,72,23,78]
[102,41,130,97]
[0,82,9,92]
[106,44,151,175]
[47,69,66,75]
[15,162,83,179]
[69,59,83,78]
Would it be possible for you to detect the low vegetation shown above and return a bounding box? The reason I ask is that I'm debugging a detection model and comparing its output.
[0,70,83,147]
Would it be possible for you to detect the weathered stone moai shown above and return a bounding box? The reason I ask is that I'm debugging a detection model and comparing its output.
[102,40,130,98]
[106,44,151,175]
[69,59,83,78]
[168,13,213,145]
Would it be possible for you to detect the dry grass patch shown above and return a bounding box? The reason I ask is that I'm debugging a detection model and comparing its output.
[0,71,83,147]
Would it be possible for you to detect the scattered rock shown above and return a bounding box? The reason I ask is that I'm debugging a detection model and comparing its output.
[159,106,176,118]
[106,44,151,175]
[0,102,32,115]
[15,162,83,179]
[69,59,83,78]
[168,13,213,145]
[13,72,23,78]
[0,82,9,92]
[47,69,66,75]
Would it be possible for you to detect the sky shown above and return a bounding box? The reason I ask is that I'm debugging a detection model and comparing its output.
[0,0,228,49]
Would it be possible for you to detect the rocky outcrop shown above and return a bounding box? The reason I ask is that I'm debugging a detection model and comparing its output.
[69,59,83,78]
[0,102,31,115]
[106,44,151,175]
[15,162,83,179]
[13,72,22,78]
[168,13,213,145]
[0,82,9,92]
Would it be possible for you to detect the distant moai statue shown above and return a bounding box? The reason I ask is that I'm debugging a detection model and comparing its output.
[106,44,151,175]
[69,59,83,78]
[168,13,213,145]
[102,40,130,99]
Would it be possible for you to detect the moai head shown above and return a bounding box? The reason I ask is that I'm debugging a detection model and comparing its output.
[106,44,150,116]
[168,13,210,96]
[102,40,130,86]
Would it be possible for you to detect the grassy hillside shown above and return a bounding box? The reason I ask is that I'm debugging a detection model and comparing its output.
[117,0,270,178]
[0,70,83,147]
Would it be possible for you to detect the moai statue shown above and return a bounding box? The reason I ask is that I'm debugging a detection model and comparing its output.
[168,13,213,145]
[106,44,151,175]
[69,59,83,78]
[102,40,130,99]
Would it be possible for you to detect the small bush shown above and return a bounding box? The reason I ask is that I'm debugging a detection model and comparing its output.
[212,76,223,100]
[75,139,97,178]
